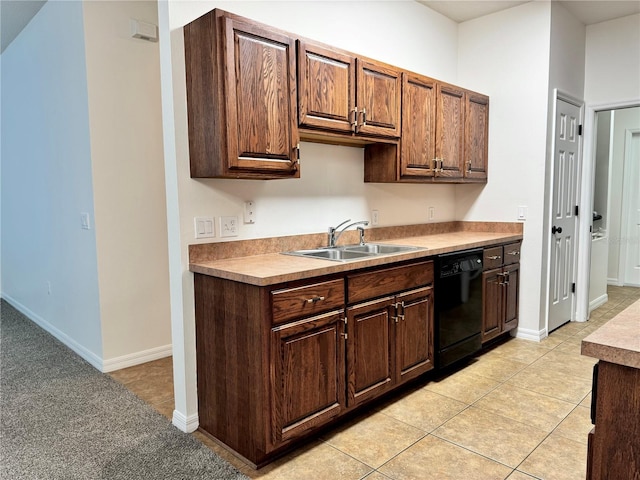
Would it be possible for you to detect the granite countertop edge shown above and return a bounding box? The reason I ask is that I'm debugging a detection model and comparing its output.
[581,299,640,370]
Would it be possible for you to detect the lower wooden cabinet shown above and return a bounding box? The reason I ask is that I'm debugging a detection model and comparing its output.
[482,242,520,343]
[270,310,346,443]
[587,361,640,480]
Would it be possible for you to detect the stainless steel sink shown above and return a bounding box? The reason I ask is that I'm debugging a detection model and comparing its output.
[343,244,419,254]
[283,243,423,262]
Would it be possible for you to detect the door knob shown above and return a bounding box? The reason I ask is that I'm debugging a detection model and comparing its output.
[552,226,563,234]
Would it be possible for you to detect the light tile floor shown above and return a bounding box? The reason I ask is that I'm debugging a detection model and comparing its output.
[110,285,640,480]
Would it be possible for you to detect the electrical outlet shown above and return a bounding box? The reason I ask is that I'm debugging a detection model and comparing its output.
[428,207,435,221]
[244,201,256,224]
[371,210,379,226]
[194,217,215,239]
[220,216,239,237]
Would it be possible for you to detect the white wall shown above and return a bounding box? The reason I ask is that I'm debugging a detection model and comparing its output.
[0,1,103,363]
[542,2,586,325]
[82,1,172,368]
[607,107,640,283]
[584,14,640,106]
[456,1,552,338]
[161,0,460,429]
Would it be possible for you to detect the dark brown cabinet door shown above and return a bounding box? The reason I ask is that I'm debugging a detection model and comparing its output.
[271,310,345,443]
[297,41,355,133]
[221,15,300,175]
[482,268,503,343]
[346,297,394,407]
[184,11,300,178]
[400,73,437,179]
[356,59,401,137]
[464,92,489,181]
[503,263,519,333]
[435,83,465,179]
[395,287,434,383]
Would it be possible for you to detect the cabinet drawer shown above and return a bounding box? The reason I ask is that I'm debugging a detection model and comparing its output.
[272,279,345,324]
[348,261,433,304]
[483,246,503,270]
[503,242,521,265]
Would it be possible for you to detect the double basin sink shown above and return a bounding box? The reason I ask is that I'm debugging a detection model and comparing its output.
[284,243,423,262]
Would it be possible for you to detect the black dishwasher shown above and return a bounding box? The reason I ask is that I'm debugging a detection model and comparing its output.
[435,249,483,369]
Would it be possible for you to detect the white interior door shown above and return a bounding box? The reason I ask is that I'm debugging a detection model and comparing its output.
[622,131,640,286]
[549,98,582,332]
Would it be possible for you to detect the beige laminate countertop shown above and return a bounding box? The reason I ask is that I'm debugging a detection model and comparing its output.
[581,299,640,369]
[189,230,522,286]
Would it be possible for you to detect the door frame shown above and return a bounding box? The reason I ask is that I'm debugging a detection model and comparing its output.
[545,90,584,333]
[619,128,640,286]
[576,98,640,323]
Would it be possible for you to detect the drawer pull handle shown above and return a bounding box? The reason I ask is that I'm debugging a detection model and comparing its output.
[306,296,325,304]
[487,255,501,260]
[507,251,520,255]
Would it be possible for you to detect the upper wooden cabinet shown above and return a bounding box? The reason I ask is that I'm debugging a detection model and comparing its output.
[464,92,489,181]
[399,72,437,178]
[184,8,488,182]
[367,72,489,184]
[184,10,300,179]
[435,83,465,180]
[298,40,401,139]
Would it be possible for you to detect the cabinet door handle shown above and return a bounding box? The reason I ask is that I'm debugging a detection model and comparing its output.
[507,251,520,256]
[398,314,405,322]
[487,255,501,260]
[351,107,358,133]
[360,108,367,127]
[467,160,472,172]
[439,159,444,171]
[340,332,348,340]
[306,296,325,304]
[432,158,438,171]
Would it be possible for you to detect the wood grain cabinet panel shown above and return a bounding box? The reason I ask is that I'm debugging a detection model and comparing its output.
[356,59,402,137]
[396,287,434,383]
[297,41,355,133]
[587,361,640,480]
[298,39,400,139]
[464,92,489,181]
[346,297,394,407]
[436,83,465,180]
[184,10,300,179]
[482,242,521,344]
[271,310,346,442]
[400,73,437,179]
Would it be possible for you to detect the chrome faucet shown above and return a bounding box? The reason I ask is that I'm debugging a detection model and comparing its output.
[328,219,369,247]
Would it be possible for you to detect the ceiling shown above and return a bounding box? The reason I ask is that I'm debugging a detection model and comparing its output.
[2,1,640,53]
[1,0,46,53]
[420,0,640,24]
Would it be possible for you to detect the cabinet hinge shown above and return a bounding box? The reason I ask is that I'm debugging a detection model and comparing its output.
[571,283,576,294]
[575,205,579,216]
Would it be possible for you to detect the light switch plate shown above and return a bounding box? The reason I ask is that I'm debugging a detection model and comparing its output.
[194,217,215,239]
[517,206,527,221]
[220,216,239,237]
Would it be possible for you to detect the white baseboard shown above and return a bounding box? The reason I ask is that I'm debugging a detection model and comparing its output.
[2,293,173,373]
[172,409,199,433]
[515,326,547,342]
[589,294,608,313]
[1,293,103,371]
[102,345,172,373]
